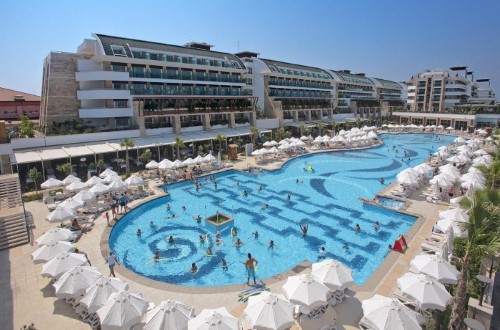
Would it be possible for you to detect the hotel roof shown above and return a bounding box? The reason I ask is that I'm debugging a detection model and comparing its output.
[261,58,328,75]
[94,34,245,68]
[0,87,40,102]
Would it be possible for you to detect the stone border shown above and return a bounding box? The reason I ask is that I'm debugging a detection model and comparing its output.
[97,135,438,294]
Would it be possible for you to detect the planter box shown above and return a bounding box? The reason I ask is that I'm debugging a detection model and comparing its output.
[205,212,234,231]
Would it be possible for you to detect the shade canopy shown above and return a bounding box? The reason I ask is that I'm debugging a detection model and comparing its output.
[46,206,76,223]
[59,197,85,210]
[311,259,354,291]
[73,190,96,202]
[53,266,102,299]
[31,240,74,263]
[80,276,129,313]
[96,291,149,330]
[188,307,239,330]
[41,177,64,189]
[35,227,73,246]
[410,254,460,285]
[145,300,194,330]
[86,176,104,187]
[125,175,145,187]
[145,160,159,169]
[108,179,127,191]
[438,208,469,222]
[244,291,295,330]
[103,174,122,184]
[41,252,87,278]
[361,294,423,330]
[99,168,118,178]
[89,182,110,195]
[65,181,88,192]
[62,174,81,186]
[396,273,452,311]
[282,274,330,309]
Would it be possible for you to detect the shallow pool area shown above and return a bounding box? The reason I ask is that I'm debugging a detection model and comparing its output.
[109,133,456,287]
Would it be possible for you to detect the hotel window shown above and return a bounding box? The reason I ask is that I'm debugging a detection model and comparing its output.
[231,61,242,69]
[111,45,127,57]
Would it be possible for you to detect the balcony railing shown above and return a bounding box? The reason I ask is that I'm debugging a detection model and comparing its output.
[129,86,248,96]
[269,79,332,89]
[127,70,244,83]
[269,91,331,98]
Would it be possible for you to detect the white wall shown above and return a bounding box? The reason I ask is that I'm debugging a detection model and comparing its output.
[256,119,280,130]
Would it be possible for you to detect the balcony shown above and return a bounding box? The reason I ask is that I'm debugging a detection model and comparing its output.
[75,71,129,81]
[268,80,332,89]
[128,70,244,84]
[77,89,131,100]
[79,107,133,118]
[129,86,245,97]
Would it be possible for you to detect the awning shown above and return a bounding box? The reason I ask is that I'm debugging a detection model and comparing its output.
[62,146,94,157]
[87,143,119,154]
[11,151,42,164]
[37,148,70,161]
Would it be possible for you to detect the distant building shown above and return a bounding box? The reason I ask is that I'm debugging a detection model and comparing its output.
[0,87,40,121]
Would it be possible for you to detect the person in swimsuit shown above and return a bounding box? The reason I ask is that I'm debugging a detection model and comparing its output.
[221,258,228,272]
[244,253,258,285]
[105,252,120,277]
[190,262,198,273]
[300,224,308,236]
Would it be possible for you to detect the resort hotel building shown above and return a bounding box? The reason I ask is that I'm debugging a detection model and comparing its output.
[395,67,499,129]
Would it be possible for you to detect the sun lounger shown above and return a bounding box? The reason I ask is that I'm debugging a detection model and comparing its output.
[420,241,443,254]
[298,305,337,330]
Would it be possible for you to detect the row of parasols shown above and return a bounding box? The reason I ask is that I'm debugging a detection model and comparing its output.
[41,169,145,223]
[144,153,217,170]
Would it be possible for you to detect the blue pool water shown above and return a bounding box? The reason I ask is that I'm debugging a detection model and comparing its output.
[377,197,406,210]
[109,133,455,287]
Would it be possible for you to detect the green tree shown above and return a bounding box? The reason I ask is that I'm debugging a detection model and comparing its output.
[173,137,185,160]
[215,134,226,153]
[249,127,260,146]
[448,189,500,330]
[330,121,338,136]
[96,159,105,174]
[56,163,72,176]
[139,149,152,165]
[275,127,286,141]
[299,125,307,136]
[316,122,325,136]
[120,138,136,176]
[28,168,42,194]
[19,115,34,138]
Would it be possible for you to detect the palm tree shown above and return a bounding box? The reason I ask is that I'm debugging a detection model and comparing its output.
[28,168,42,194]
[173,137,185,160]
[120,138,135,176]
[249,127,260,146]
[56,163,72,176]
[275,127,286,141]
[299,125,306,136]
[215,134,226,152]
[96,159,105,175]
[476,152,500,190]
[448,189,500,330]
[316,122,325,137]
[330,121,338,136]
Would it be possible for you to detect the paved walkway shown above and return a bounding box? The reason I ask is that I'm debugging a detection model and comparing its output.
[1,140,451,330]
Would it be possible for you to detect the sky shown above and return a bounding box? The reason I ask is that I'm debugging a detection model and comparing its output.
[0,0,499,96]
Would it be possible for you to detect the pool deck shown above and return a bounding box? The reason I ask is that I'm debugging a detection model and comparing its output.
[1,136,455,330]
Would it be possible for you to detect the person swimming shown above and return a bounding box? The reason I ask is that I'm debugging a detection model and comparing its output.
[300,224,308,236]
[206,247,213,255]
[268,240,276,250]
[182,206,186,211]
[318,247,327,259]
[166,203,171,211]
[261,203,269,210]
[242,190,248,197]
[194,214,202,223]
[355,223,361,233]
[234,238,244,247]
[221,258,228,272]
[343,242,349,251]
[215,237,223,245]
[374,221,381,231]
[199,235,206,243]
[168,236,175,244]
[252,231,259,239]
[190,262,198,274]
[137,228,142,237]
[154,250,160,262]
[149,221,156,228]
[287,192,291,201]
[231,227,238,238]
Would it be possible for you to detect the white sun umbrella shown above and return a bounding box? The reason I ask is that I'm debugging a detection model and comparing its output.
[311,259,354,291]
[53,266,102,299]
[103,173,122,184]
[244,291,295,330]
[41,177,64,189]
[437,170,460,182]
[361,294,423,330]
[145,300,194,330]
[439,164,461,177]
[454,137,467,144]
[59,197,85,210]
[268,146,279,154]
[86,175,104,187]
[145,160,159,169]
[41,252,87,279]
[446,155,468,164]
[31,240,74,263]
[46,206,76,223]
[125,175,145,187]
[80,276,129,313]
[35,227,74,246]
[89,182,110,195]
[473,149,488,157]
[397,169,419,186]
[410,254,460,285]
[468,167,483,174]
[194,155,205,164]
[251,149,263,156]
[172,159,185,169]
[397,273,452,311]
[460,172,486,184]
[99,168,117,178]
[96,291,149,330]
[473,155,492,165]
[459,149,474,158]
[65,180,87,192]
[158,161,174,170]
[282,274,330,309]
[461,180,486,191]
[300,136,309,141]
[204,153,216,163]
[413,163,433,175]
[435,216,467,235]
[108,179,127,192]
[263,141,273,147]
[439,208,469,222]
[278,143,291,150]
[188,307,239,330]
[269,140,279,146]
[62,174,81,186]
[183,157,197,166]
[367,131,378,139]
[437,146,448,152]
[429,174,453,188]
[73,189,96,202]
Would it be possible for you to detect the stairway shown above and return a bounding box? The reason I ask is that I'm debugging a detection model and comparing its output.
[0,174,29,250]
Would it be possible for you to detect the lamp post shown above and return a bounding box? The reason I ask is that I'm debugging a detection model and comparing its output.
[476,274,493,306]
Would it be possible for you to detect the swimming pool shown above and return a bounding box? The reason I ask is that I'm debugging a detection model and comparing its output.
[109,133,455,287]
[377,197,406,210]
